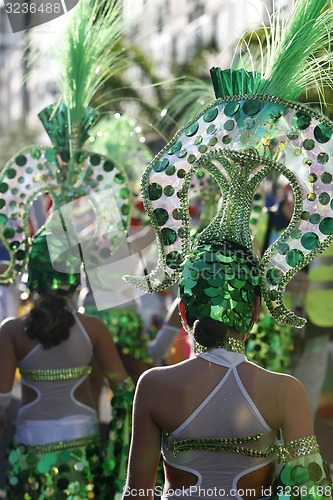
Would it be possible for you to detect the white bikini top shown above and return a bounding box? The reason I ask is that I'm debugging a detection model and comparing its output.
[18,313,95,421]
[162,348,277,499]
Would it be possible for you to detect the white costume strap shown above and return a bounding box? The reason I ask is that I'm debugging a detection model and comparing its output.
[197,348,246,368]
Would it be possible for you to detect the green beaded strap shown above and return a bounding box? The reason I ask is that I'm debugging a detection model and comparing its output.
[24,434,100,454]
[112,376,134,394]
[277,435,320,462]
[163,432,276,458]
[195,337,246,355]
[19,365,92,382]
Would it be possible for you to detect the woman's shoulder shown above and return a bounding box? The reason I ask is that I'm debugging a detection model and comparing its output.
[136,358,201,394]
[0,315,26,335]
[244,359,306,395]
[76,311,110,333]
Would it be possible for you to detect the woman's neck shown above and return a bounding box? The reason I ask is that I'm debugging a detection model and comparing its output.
[195,336,245,355]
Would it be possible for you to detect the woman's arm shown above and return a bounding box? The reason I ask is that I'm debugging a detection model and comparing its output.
[280,375,314,441]
[79,313,128,388]
[270,375,332,500]
[124,370,162,500]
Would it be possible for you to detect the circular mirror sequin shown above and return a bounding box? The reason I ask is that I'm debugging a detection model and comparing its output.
[224,102,240,117]
[318,153,329,165]
[243,101,261,116]
[319,217,333,235]
[319,192,330,205]
[185,122,199,137]
[103,161,115,172]
[15,155,27,166]
[148,183,163,200]
[301,232,319,250]
[209,137,218,146]
[309,213,321,224]
[166,251,183,269]
[0,214,8,225]
[167,141,182,155]
[194,136,203,145]
[321,172,332,184]
[286,249,304,267]
[308,462,323,482]
[277,243,290,255]
[224,120,235,131]
[203,108,218,122]
[303,139,315,150]
[307,192,316,201]
[301,211,310,220]
[166,165,176,176]
[153,208,169,226]
[161,228,177,245]
[207,124,216,134]
[164,185,175,197]
[314,124,332,143]
[90,154,101,166]
[266,267,283,285]
[292,111,311,130]
[172,209,182,220]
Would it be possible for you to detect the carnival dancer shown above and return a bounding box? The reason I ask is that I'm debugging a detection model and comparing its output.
[0,1,137,497]
[123,0,333,497]
[0,231,131,499]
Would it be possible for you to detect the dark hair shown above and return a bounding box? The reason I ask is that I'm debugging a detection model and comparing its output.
[25,292,75,349]
[193,317,228,349]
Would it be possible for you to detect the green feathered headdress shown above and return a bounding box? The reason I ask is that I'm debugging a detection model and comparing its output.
[0,0,131,293]
[124,0,333,330]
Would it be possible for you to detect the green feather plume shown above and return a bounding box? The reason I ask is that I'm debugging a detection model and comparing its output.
[244,0,333,101]
[168,0,333,119]
[56,0,126,127]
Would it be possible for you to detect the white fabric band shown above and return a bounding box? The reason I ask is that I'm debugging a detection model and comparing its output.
[148,324,180,363]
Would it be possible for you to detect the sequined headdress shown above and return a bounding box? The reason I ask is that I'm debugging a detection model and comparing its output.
[125,0,333,329]
[0,0,131,292]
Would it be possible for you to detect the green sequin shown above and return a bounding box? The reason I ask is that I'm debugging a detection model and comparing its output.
[301,232,320,250]
[314,124,332,143]
[292,111,311,130]
[5,437,102,499]
[185,122,199,137]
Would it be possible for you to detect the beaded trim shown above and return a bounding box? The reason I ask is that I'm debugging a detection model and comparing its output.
[163,432,276,458]
[195,337,246,355]
[19,365,92,381]
[277,435,319,462]
[112,376,134,394]
[24,434,100,454]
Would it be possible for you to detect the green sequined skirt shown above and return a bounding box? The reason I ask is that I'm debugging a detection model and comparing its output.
[5,435,102,499]
[84,306,152,363]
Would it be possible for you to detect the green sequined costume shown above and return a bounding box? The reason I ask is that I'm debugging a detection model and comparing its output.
[84,305,152,364]
[5,437,102,500]
[271,436,333,500]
